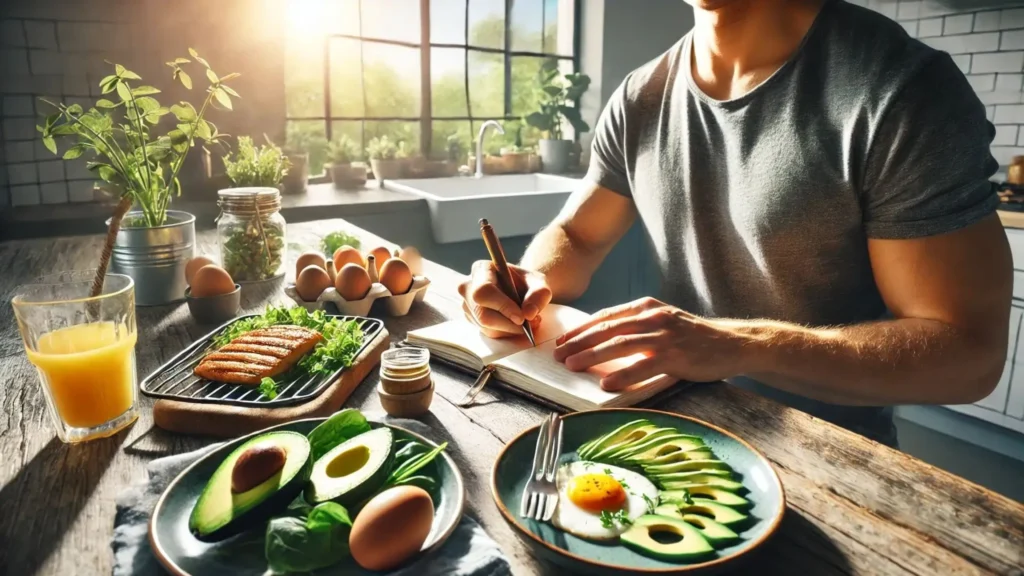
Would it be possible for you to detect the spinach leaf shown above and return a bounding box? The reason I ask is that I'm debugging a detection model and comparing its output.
[307,408,371,461]
[265,502,352,573]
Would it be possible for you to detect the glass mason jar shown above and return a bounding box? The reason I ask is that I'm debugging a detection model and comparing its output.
[217,187,287,282]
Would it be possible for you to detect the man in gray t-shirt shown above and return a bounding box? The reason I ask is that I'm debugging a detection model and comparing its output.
[459,0,1012,445]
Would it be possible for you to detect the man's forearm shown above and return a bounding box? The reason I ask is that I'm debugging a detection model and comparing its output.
[520,221,607,302]
[729,317,1005,406]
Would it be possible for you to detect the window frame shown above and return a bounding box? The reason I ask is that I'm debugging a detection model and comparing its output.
[285,0,581,159]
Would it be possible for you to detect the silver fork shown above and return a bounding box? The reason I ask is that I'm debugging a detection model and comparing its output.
[520,412,563,522]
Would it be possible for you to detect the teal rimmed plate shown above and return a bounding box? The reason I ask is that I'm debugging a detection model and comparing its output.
[150,418,465,576]
[491,408,785,575]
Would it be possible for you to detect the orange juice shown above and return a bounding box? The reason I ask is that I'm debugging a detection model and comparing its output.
[25,322,137,429]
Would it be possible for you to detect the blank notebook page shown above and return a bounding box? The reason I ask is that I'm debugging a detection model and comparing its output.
[409,304,591,365]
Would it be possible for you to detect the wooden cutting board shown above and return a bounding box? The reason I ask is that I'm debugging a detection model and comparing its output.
[152,328,390,437]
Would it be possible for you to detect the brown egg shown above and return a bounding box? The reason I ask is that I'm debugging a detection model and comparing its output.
[295,265,332,301]
[295,251,327,278]
[349,486,433,571]
[379,257,413,295]
[367,246,391,273]
[185,256,215,286]
[333,245,363,271]
[336,263,372,301]
[398,246,423,275]
[190,265,236,297]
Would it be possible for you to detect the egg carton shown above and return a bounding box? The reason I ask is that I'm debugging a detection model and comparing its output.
[284,275,430,317]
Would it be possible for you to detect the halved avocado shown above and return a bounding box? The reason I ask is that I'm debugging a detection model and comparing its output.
[623,434,706,463]
[189,431,311,541]
[682,514,740,547]
[644,459,731,475]
[678,501,749,527]
[687,485,751,509]
[620,515,715,561]
[577,419,652,460]
[305,427,394,506]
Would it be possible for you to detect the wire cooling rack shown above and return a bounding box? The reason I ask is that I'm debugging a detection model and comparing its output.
[140,314,384,407]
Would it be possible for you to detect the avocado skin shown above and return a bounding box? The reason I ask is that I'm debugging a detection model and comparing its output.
[304,427,396,507]
[189,432,312,542]
[191,473,307,542]
[620,514,715,561]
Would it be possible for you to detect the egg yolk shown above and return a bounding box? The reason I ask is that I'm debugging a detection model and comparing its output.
[567,473,627,513]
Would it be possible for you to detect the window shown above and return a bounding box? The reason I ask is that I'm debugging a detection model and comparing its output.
[284,0,578,174]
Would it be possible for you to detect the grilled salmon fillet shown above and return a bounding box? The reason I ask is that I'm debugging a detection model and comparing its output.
[194,325,323,385]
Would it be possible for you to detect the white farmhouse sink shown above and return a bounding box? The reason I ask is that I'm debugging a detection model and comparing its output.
[385,174,580,243]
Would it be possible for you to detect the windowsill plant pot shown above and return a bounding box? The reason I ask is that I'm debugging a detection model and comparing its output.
[500,148,533,174]
[283,152,309,195]
[107,210,196,306]
[330,162,367,190]
[371,158,405,181]
[538,139,573,174]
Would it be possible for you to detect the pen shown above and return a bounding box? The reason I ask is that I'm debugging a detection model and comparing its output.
[479,218,536,346]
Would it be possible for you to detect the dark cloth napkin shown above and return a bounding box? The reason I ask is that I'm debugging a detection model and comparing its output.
[112,416,512,576]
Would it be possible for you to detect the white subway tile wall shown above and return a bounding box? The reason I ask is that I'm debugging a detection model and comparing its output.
[0,11,127,210]
[848,0,1024,169]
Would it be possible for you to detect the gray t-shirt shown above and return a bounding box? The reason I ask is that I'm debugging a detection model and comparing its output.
[585,0,999,445]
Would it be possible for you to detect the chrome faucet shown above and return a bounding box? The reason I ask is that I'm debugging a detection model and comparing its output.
[475,120,505,178]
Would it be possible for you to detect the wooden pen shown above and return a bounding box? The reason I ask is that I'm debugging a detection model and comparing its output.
[479,218,536,346]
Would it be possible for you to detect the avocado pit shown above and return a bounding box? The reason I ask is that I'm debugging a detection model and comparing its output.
[232,444,287,493]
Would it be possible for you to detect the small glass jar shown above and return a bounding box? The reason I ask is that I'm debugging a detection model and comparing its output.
[379,347,432,395]
[217,187,287,282]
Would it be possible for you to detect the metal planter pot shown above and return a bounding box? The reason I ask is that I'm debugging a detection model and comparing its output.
[539,139,573,174]
[107,210,195,306]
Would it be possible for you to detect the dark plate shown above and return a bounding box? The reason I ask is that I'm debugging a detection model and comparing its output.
[150,418,465,575]
[491,408,785,575]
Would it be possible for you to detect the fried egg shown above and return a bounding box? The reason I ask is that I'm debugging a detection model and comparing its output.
[550,461,658,541]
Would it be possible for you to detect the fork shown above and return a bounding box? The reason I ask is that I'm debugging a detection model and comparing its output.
[520,412,563,522]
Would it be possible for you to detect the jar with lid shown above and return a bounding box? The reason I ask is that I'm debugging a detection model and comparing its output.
[217,187,287,282]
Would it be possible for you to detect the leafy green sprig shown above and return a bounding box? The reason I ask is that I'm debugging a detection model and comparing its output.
[37,48,238,228]
[599,509,633,529]
[214,306,364,398]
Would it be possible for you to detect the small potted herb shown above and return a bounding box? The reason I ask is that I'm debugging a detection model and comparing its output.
[37,49,236,305]
[326,135,366,190]
[223,136,290,189]
[525,60,591,174]
[366,136,402,182]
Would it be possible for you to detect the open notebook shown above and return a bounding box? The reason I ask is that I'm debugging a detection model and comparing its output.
[406,304,678,411]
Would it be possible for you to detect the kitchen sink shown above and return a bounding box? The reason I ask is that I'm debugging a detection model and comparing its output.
[385,174,580,243]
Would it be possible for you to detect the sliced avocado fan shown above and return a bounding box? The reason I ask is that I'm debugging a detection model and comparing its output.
[305,427,394,506]
[577,419,652,460]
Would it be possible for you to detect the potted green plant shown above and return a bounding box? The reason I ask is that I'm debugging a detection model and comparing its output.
[223,135,290,188]
[499,124,532,173]
[326,135,366,190]
[37,49,236,305]
[282,125,327,195]
[366,135,402,182]
[525,60,591,174]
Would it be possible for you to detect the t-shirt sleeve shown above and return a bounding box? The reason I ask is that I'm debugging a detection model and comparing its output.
[862,52,999,239]
[585,78,633,197]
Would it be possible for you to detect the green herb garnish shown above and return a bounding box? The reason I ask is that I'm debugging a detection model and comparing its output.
[214,305,364,379]
[259,377,278,399]
[599,509,633,529]
[642,493,656,515]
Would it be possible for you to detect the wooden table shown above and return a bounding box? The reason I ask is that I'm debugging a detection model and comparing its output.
[2,219,1022,576]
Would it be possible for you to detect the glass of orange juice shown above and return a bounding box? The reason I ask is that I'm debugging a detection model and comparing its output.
[12,271,139,443]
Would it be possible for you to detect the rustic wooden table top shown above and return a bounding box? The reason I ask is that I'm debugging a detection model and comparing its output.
[2,218,1023,576]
